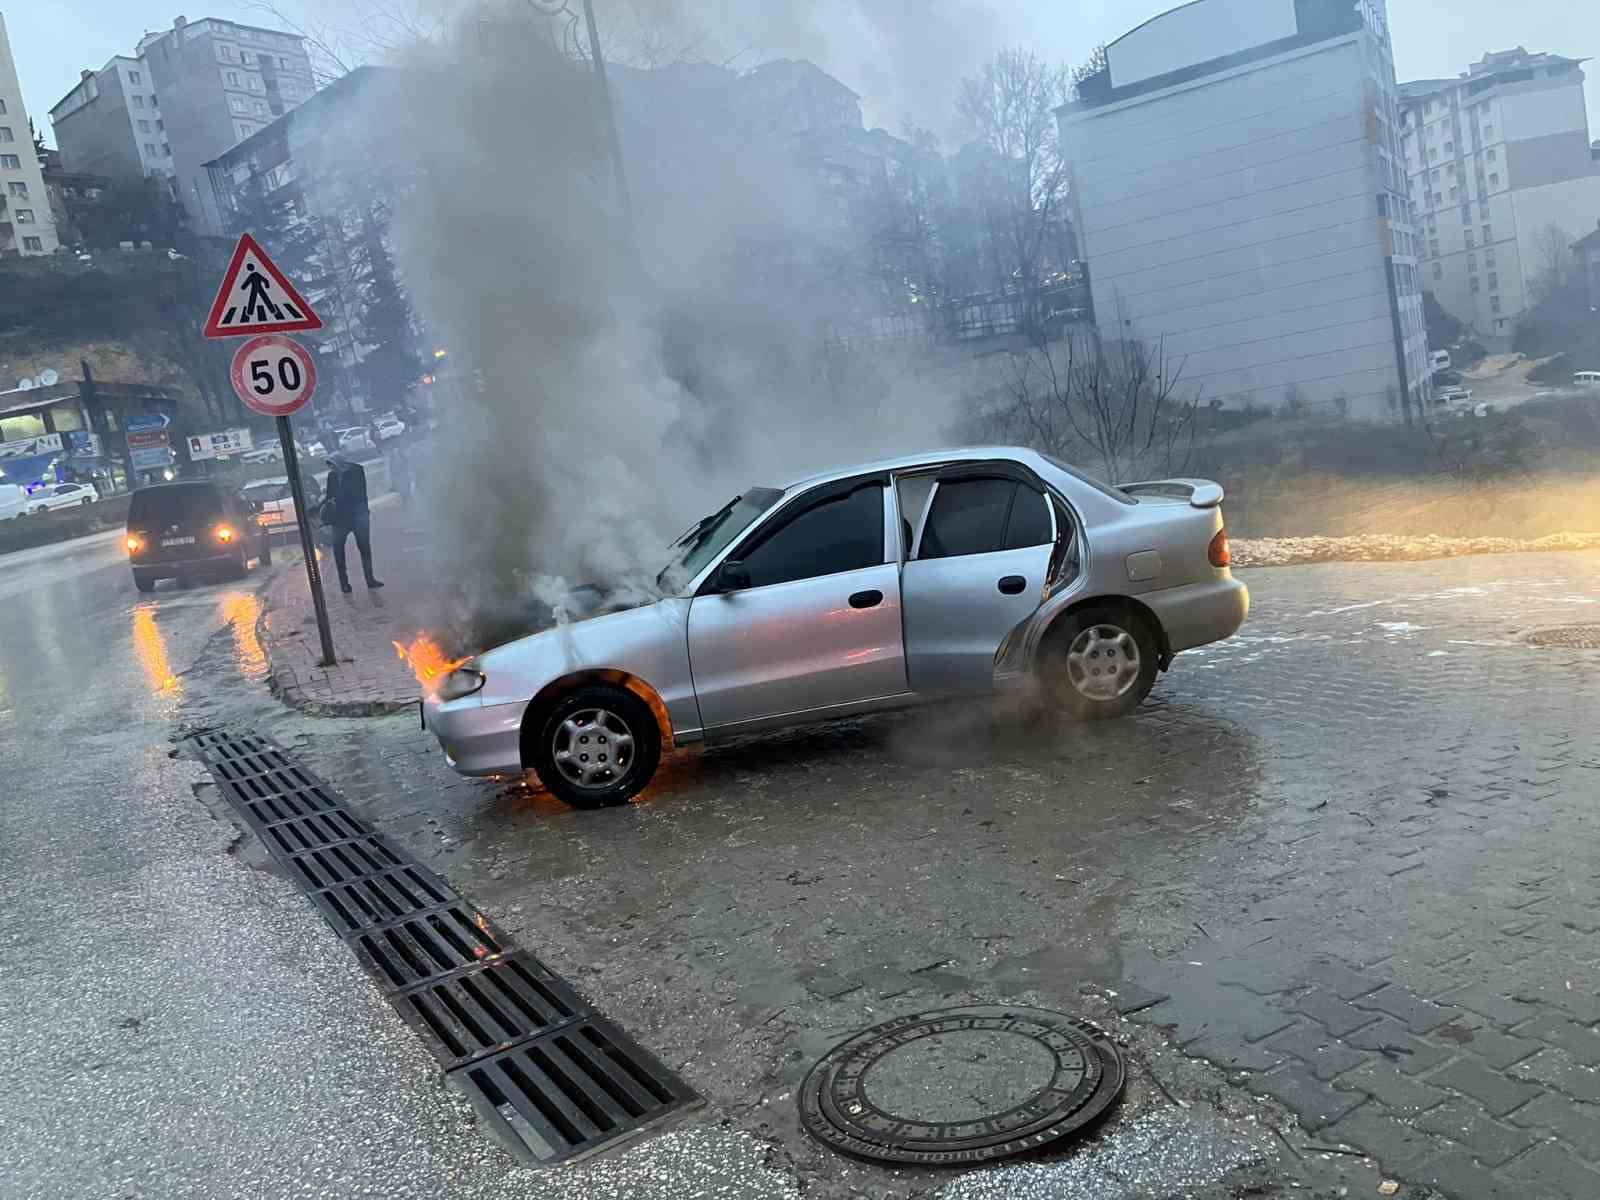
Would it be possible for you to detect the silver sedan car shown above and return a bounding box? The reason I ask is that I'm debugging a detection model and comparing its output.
[423,447,1248,807]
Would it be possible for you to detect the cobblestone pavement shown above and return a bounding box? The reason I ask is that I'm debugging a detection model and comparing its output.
[243,550,1600,1198]
[260,499,428,714]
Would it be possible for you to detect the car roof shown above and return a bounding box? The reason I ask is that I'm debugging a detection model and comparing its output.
[777,445,1051,493]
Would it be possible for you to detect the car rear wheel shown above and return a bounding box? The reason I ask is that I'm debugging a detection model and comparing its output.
[80,497,93,506]
[529,685,661,809]
[259,539,273,567]
[1039,604,1159,719]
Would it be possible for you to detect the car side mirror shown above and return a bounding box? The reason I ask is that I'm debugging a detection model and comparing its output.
[715,560,751,592]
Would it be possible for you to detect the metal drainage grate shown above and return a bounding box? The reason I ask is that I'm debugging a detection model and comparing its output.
[460,1016,700,1166]
[353,906,514,992]
[397,952,587,1069]
[1526,624,1600,649]
[307,863,460,935]
[185,728,698,1165]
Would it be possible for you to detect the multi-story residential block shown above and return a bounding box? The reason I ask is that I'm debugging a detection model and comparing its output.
[49,57,173,184]
[1400,49,1600,341]
[139,15,316,232]
[0,11,59,256]
[1058,0,1429,421]
[52,15,314,232]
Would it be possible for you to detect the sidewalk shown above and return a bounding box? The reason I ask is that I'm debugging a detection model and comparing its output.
[259,497,431,715]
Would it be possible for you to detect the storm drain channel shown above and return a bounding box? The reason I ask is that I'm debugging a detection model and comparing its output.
[186,729,699,1166]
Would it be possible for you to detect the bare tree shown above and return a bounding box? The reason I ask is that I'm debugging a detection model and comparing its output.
[1069,43,1108,101]
[955,49,1072,305]
[244,0,444,84]
[1528,221,1575,305]
[968,328,1202,483]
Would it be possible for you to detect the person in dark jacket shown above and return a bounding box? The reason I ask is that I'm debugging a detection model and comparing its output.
[322,453,383,593]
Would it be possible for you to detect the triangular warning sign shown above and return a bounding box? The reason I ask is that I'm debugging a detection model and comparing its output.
[202,232,323,339]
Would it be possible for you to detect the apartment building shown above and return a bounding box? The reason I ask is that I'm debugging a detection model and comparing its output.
[1400,49,1600,341]
[0,11,58,255]
[49,57,173,182]
[1058,0,1429,421]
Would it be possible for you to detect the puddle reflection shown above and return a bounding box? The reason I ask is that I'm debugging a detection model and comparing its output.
[220,592,268,680]
[131,603,181,706]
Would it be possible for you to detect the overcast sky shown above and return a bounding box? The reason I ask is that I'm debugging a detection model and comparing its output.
[5,0,1597,149]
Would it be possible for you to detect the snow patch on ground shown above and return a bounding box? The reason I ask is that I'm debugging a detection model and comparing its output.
[1233,532,1600,568]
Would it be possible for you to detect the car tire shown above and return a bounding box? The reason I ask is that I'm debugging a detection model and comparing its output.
[529,684,661,810]
[259,539,273,567]
[133,572,156,593]
[1039,603,1159,720]
[81,498,93,506]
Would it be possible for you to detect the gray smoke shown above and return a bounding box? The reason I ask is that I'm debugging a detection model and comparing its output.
[332,1,1021,650]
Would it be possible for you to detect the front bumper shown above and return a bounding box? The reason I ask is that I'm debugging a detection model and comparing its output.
[422,694,527,777]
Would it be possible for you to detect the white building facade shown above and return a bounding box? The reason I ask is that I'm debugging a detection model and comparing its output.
[1400,50,1600,342]
[1059,0,1429,421]
[0,12,59,256]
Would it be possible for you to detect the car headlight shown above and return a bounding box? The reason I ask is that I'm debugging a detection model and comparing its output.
[437,666,486,701]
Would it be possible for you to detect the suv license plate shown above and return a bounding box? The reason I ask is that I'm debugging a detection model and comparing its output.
[161,535,196,546]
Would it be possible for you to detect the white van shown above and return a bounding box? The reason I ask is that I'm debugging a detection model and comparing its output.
[1574,370,1600,387]
[0,484,30,521]
[1429,350,1452,373]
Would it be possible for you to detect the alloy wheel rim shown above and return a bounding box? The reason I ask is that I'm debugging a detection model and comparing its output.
[1065,624,1141,701]
[552,708,635,789]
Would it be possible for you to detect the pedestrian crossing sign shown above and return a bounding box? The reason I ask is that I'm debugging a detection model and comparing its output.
[202,232,323,339]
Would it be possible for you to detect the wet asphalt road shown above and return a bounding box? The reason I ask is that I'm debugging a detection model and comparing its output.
[0,538,802,1199]
[8,532,1600,1199]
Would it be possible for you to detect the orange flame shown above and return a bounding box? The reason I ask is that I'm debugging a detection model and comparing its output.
[393,633,468,692]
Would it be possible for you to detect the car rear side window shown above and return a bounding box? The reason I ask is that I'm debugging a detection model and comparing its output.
[1004,486,1054,549]
[920,477,1014,559]
[740,484,884,588]
[128,486,224,527]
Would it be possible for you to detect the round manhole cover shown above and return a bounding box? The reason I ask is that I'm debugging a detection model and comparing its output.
[1526,625,1600,649]
[798,1006,1125,1166]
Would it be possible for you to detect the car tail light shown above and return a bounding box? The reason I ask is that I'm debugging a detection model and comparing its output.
[1208,528,1231,568]
[126,534,143,555]
[215,524,237,543]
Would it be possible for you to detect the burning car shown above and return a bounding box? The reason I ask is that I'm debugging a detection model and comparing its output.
[419,447,1248,808]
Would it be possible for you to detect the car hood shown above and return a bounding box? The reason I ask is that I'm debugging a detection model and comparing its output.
[475,596,690,707]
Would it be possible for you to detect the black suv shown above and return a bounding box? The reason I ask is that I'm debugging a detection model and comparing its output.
[126,481,272,592]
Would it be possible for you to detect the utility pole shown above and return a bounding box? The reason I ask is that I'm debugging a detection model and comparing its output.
[529,0,636,248]
[580,0,635,245]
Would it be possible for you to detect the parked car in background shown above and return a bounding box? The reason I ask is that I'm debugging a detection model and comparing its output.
[303,439,328,459]
[27,482,99,514]
[376,418,406,441]
[1429,349,1452,373]
[125,482,271,592]
[1574,370,1600,388]
[242,475,323,541]
[422,446,1248,808]
[336,428,375,453]
[0,483,29,521]
[1435,385,1472,405]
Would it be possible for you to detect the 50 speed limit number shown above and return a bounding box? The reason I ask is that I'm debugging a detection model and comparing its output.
[229,333,318,417]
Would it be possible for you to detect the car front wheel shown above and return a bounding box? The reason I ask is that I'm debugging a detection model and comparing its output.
[1039,604,1159,719]
[529,684,661,809]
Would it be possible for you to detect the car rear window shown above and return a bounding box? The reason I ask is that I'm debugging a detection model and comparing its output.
[128,485,225,527]
[244,483,292,502]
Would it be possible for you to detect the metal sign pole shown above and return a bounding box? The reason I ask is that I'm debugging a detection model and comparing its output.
[276,414,337,667]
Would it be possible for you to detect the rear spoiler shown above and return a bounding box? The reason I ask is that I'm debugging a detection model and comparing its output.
[1121,478,1225,508]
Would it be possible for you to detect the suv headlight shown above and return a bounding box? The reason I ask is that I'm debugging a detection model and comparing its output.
[437,666,486,701]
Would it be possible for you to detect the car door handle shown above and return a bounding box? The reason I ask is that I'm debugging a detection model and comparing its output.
[849,589,883,609]
[997,575,1027,595]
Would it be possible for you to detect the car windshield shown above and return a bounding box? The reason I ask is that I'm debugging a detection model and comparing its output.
[656,488,782,593]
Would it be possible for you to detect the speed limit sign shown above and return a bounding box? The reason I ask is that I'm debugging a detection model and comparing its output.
[229,333,317,417]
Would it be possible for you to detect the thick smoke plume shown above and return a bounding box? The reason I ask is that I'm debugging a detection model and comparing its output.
[336,2,990,650]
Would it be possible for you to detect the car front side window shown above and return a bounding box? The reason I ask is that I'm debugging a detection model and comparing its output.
[738,483,884,589]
